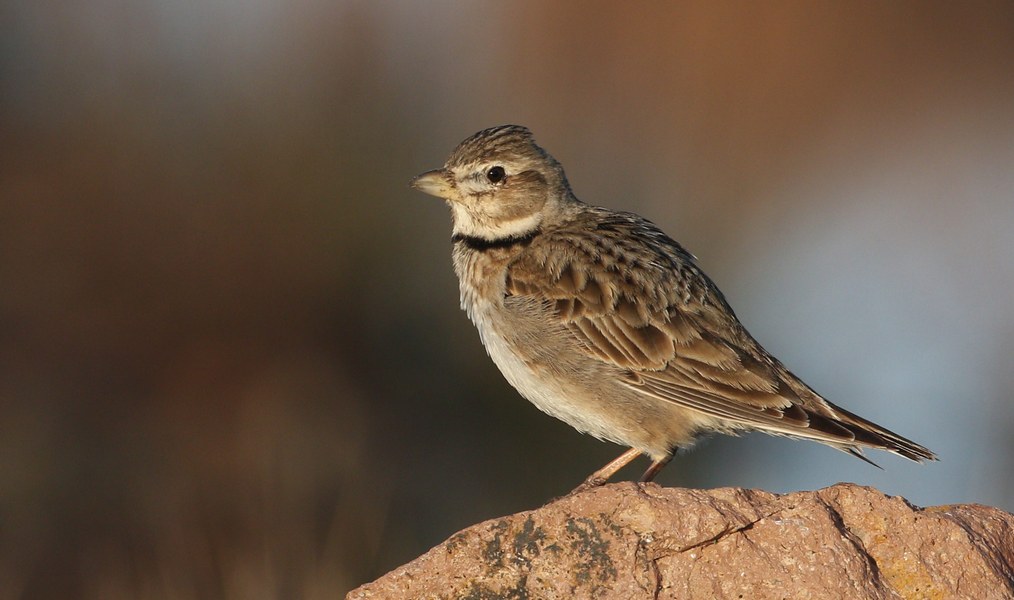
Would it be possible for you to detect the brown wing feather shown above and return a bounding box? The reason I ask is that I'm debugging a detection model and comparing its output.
[504,209,936,462]
[506,211,791,406]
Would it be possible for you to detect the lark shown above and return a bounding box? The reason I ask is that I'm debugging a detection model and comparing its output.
[411,125,936,488]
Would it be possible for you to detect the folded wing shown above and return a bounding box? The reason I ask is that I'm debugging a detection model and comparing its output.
[505,213,936,462]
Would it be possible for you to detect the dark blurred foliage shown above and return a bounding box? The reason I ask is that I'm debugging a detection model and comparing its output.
[2,2,1013,597]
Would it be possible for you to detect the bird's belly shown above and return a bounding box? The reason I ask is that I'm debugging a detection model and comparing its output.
[468,301,642,447]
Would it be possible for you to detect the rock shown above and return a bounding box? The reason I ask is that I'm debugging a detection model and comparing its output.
[347,483,1014,599]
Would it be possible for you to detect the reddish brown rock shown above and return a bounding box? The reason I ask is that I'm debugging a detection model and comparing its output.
[347,483,1014,599]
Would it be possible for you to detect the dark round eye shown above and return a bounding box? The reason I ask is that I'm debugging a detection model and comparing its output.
[486,166,506,184]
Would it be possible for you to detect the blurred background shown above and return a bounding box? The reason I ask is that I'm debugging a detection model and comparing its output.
[2,1,1013,597]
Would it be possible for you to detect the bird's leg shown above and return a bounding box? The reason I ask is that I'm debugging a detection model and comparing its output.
[639,454,673,483]
[569,448,643,494]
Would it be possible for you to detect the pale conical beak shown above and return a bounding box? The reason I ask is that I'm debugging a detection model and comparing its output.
[410,169,454,199]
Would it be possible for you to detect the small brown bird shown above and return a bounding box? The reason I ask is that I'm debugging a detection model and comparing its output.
[411,125,936,488]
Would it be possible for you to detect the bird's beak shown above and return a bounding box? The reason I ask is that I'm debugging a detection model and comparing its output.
[410,169,454,199]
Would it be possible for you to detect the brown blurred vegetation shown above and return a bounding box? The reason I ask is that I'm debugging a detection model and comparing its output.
[1,2,1013,598]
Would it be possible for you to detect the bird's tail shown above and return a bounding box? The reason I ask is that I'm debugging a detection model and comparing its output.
[822,404,938,465]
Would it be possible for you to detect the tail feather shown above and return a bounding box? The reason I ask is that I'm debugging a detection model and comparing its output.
[821,404,938,463]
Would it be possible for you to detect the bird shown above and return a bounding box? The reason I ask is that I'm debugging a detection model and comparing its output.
[410,124,936,489]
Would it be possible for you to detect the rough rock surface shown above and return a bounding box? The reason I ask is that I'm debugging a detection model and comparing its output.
[347,483,1014,599]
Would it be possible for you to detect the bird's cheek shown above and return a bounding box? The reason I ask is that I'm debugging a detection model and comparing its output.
[504,189,548,221]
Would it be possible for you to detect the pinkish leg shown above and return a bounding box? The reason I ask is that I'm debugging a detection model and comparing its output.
[570,448,643,493]
[639,455,673,482]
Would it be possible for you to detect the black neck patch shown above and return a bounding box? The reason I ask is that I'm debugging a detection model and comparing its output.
[452,229,540,252]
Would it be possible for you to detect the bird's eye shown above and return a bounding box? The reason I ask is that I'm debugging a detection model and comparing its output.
[485,166,506,184]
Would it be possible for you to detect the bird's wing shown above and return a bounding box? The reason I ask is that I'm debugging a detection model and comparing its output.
[504,213,910,453]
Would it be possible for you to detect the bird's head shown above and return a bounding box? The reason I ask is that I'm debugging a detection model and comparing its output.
[410,125,574,241]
